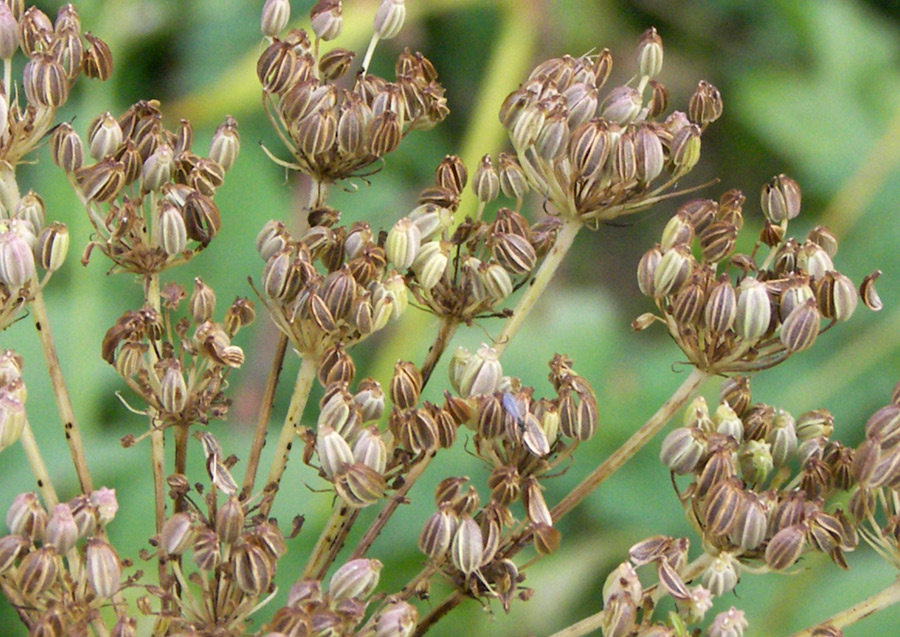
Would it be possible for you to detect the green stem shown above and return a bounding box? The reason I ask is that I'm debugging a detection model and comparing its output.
[240,332,288,501]
[789,577,900,637]
[421,317,458,386]
[18,420,59,509]
[302,503,359,580]
[258,354,319,518]
[30,290,93,494]
[547,610,605,637]
[495,217,581,357]
[145,273,169,596]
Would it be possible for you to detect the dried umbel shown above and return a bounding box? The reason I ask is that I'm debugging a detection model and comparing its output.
[659,379,861,610]
[413,354,596,600]
[0,486,130,632]
[101,281,252,431]
[256,217,402,358]
[258,2,446,182]
[64,101,239,275]
[636,182,880,374]
[498,29,717,228]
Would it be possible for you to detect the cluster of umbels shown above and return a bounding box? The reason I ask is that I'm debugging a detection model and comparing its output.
[0,486,133,634]
[0,1,112,330]
[639,377,863,635]
[635,178,882,374]
[599,535,749,637]
[0,352,133,633]
[263,558,418,636]
[49,100,239,276]
[100,279,254,438]
[147,459,287,635]
[411,351,599,608]
[0,2,112,166]
[258,0,447,183]
[499,28,720,228]
[256,208,406,359]
[385,155,561,323]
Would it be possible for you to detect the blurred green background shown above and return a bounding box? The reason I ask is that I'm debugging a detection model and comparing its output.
[2,0,900,634]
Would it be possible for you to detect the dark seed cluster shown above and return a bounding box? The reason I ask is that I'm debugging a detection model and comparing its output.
[635,180,881,374]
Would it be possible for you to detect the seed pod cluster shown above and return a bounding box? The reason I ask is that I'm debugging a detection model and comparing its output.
[636,183,879,374]
[0,486,130,631]
[55,102,238,275]
[413,354,596,592]
[311,372,389,508]
[386,165,557,322]
[257,215,402,357]
[660,380,859,584]
[0,185,73,330]
[263,557,406,636]
[100,280,253,428]
[153,481,292,633]
[498,30,718,226]
[258,3,446,182]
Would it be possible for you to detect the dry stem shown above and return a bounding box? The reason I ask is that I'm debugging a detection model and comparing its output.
[495,216,581,357]
[258,353,319,518]
[789,576,900,636]
[549,367,708,521]
[30,290,93,494]
[18,420,59,509]
[240,332,288,500]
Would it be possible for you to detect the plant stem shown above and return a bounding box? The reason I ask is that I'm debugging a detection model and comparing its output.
[259,354,319,518]
[302,502,359,580]
[18,420,58,509]
[547,610,605,637]
[240,332,288,501]
[349,450,436,561]
[550,367,708,522]
[30,290,93,494]
[495,216,581,357]
[144,273,169,596]
[414,591,463,636]
[789,576,900,637]
[420,317,458,386]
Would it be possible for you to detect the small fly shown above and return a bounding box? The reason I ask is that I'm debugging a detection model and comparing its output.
[502,391,549,457]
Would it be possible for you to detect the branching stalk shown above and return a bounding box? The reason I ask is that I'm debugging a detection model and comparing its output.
[420,317,459,386]
[241,332,288,500]
[789,576,900,636]
[350,451,436,561]
[18,420,59,509]
[413,591,463,636]
[30,290,93,494]
[302,503,360,580]
[495,216,581,357]
[258,354,319,518]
